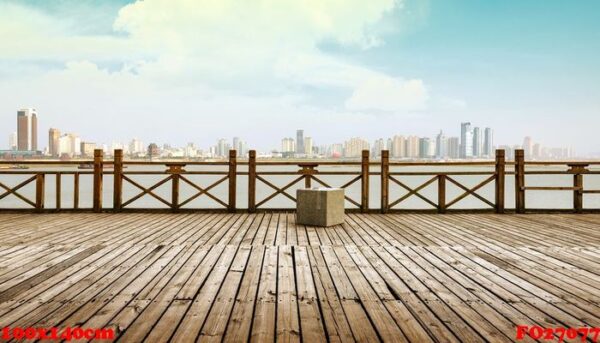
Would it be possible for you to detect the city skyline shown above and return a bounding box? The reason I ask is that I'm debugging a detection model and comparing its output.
[5,109,578,160]
[0,1,599,154]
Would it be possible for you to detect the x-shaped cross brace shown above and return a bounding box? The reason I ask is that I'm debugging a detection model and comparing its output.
[0,176,37,207]
[122,175,173,207]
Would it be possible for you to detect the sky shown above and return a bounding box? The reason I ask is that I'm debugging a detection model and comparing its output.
[1,0,599,153]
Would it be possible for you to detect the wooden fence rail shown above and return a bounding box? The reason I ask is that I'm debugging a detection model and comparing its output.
[1,148,600,213]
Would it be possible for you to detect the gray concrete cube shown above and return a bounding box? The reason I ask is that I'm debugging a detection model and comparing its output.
[296,188,345,227]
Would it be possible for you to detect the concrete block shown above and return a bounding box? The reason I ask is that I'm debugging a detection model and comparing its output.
[296,188,344,227]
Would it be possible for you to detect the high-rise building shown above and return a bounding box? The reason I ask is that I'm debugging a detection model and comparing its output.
[405,136,420,158]
[231,137,247,157]
[419,138,434,158]
[232,137,240,154]
[17,108,38,151]
[9,132,17,150]
[48,128,60,157]
[129,138,144,156]
[483,128,493,157]
[57,133,80,157]
[472,127,482,157]
[304,137,313,156]
[80,142,96,157]
[216,138,230,157]
[523,136,533,158]
[460,122,473,158]
[372,138,385,157]
[296,130,304,154]
[281,138,295,154]
[435,131,446,158]
[391,135,406,158]
[447,137,460,159]
[343,137,369,158]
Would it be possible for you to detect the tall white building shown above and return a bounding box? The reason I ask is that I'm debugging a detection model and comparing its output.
[343,137,369,158]
[523,136,533,158]
[391,135,406,158]
[419,138,434,158]
[217,138,230,157]
[405,136,420,158]
[372,138,385,157]
[460,122,473,158]
[483,128,493,157]
[129,138,145,156]
[472,127,482,157]
[303,137,313,156]
[58,133,80,157]
[447,137,460,159]
[435,131,446,158]
[281,138,295,153]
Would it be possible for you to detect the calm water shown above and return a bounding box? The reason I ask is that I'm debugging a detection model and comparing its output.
[2,165,600,210]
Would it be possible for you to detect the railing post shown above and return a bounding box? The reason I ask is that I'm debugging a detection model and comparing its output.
[361,150,370,213]
[172,169,180,212]
[113,149,123,212]
[248,150,256,212]
[73,173,79,209]
[380,150,389,214]
[574,172,583,213]
[514,149,525,213]
[35,173,45,212]
[228,150,237,212]
[55,173,61,211]
[304,169,312,188]
[93,149,103,213]
[438,174,446,213]
[569,163,588,213]
[495,149,505,213]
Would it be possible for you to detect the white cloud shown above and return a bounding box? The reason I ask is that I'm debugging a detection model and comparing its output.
[345,76,428,111]
[0,0,440,148]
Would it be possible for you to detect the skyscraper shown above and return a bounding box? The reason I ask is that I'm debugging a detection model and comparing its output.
[483,127,494,157]
[281,137,295,153]
[217,138,230,157]
[435,131,446,158]
[447,137,460,158]
[391,135,406,158]
[304,137,313,156]
[472,127,482,157]
[372,138,385,157]
[523,136,533,158]
[343,137,369,158]
[17,108,38,151]
[419,138,434,158]
[233,137,240,154]
[406,136,420,158]
[296,129,304,154]
[460,122,473,158]
[49,128,60,157]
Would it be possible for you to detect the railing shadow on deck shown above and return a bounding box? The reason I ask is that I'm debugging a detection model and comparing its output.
[1,149,599,213]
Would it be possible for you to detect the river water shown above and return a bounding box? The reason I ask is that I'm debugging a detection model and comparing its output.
[2,165,600,210]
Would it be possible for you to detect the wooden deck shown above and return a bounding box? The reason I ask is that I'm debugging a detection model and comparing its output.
[1,213,600,342]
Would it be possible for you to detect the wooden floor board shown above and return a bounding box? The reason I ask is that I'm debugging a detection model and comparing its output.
[0,212,599,342]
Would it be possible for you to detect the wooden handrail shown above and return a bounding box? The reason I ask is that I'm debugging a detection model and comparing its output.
[2,148,600,213]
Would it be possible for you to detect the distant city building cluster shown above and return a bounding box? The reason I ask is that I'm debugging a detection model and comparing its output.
[274,125,490,159]
[2,108,580,160]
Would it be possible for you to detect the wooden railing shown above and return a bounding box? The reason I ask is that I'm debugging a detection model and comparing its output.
[0,148,599,213]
